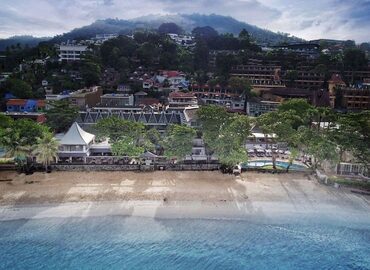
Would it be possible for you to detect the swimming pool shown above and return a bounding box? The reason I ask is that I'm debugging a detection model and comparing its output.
[242,160,308,171]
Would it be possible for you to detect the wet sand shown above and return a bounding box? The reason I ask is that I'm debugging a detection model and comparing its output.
[0,171,369,222]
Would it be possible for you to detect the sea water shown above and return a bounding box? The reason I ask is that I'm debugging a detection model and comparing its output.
[0,216,369,270]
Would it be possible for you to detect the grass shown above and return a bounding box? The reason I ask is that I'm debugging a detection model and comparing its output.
[329,176,370,191]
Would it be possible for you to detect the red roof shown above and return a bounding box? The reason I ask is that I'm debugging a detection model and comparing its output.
[6,99,46,107]
[160,70,184,78]
[37,100,46,107]
[169,91,196,98]
[6,99,26,106]
[139,98,160,106]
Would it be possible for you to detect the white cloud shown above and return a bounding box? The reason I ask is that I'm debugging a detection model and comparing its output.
[0,0,369,42]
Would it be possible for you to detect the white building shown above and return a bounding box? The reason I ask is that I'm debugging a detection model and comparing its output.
[58,122,95,162]
[58,44,88,61]
[100,94,134,107]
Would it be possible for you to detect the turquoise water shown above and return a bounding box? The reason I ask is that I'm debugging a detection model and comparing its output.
[0,216,369,270]
[243,160,308,171]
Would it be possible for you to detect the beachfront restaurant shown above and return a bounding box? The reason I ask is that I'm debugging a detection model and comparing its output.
[57,122,96,163]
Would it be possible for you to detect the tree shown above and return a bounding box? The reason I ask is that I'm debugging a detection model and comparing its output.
[45,100,79,132]
[192,26,218,39]
[286,148,299,172]
[158,23,184,35]
[228,77,252,96]
[2,78,33,98]
[111,137,144,157]
[33,131,59,172]
[343,48,368,83]
[332,111,370,168]
[95,117,145,143]
[163,124,196,160]
[197,105,230,149]
[197,106,251,167]
[213,114,251,167]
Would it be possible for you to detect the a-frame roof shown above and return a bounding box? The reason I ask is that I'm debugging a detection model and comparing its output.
[60,122,95,145]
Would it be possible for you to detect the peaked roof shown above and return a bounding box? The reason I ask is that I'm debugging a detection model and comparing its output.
[60,122,95,145]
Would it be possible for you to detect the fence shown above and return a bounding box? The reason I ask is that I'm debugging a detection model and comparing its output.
[336,163,369,179]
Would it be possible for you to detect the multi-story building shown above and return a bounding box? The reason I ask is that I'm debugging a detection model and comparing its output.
[167,91,198,111]
[246,100,280,117]
[58,44,88,61]
[6,99,45,112]
[190,85,245,111]
[283,70,325,90]
[45,92,70,109]
[69,86,103,109]
[333,86,370,111]
[100,94,134,108]
[231,64,284,90]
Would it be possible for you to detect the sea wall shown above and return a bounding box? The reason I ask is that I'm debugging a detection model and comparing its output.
[52,163,220,171]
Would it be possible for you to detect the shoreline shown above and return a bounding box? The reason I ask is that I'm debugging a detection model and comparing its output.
[1,200,370,226]
[1,171,369,224]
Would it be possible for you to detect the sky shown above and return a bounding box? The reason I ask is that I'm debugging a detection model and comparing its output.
[0,0,369,42]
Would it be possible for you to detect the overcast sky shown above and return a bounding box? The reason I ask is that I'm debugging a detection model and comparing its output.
[0,0,369,42]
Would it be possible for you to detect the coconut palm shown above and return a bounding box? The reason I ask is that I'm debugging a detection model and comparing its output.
[33,132,59,172]
[0,128,30,170]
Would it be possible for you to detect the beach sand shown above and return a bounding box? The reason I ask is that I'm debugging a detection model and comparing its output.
[0,171,369,222]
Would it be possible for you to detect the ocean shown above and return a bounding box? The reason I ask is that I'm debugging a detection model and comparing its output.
[0,216,369,270]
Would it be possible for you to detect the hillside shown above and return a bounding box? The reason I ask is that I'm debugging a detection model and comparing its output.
[52,13,303,44]
[0,14,304,50]
[0,35,50,51]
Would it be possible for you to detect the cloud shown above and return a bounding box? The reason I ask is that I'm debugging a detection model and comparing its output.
[0,0,369,42]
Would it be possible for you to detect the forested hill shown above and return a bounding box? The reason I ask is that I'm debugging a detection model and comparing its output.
[50,13,303,44]
[0,36,50,51]
[0,13,303,50]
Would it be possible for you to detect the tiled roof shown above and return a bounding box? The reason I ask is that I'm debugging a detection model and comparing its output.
[169,91,196,98]
[6,99,26,106]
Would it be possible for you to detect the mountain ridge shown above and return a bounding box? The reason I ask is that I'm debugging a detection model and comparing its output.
[0,13,304,51]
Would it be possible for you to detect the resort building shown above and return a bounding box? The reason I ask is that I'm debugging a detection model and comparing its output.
[76,108,183,132]
[2,112,46,123]
[68,86,103,109]
[57,122,96,163]
[190,85,245,110]
[45,92,70,109]
[6,99,45,112]
[333,86,370,111]
[231,62,284,91]
[100,94,134,108]
[246,101,280,116]
[167,91,198,111]
[58,44,88,61]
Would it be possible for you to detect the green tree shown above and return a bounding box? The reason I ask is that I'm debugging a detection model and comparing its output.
[32,131,59,172]
[228,77,252,96]
[2,78,33,98]
[163,124,196,160]
[332,111,370,168]
[111,137,144,157]
[343,48,368,83]
[213,114,251,167]
[95,117,145,143]
[45,100,79,132]
[197,106,251,167]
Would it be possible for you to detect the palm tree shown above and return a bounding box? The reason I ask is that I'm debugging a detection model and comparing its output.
[286,148,299,172]
[33,132,59,172]
[1,129,30,171]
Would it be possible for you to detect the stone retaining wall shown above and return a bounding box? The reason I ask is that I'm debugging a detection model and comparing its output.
[52,164,140,171]
[52,163,220,171]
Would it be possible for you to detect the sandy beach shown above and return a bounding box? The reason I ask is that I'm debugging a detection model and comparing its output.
[0,171,369,222]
